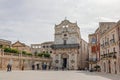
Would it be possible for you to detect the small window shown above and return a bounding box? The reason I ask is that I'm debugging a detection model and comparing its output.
[64,40,67,45]
[64,34,67,36]
[39,46,41,48]
[66,25,68,27]
[113,47,115,52]
[32,46,34,48]
[43,46,45,48]
[63,26,65,28]
[50,51,52,53]
[46,46,49,48]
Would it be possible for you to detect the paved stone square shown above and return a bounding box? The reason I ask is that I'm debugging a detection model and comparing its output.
[0,70,120,80]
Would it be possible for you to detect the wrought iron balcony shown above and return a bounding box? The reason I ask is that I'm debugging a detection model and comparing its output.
[105,42,109,46]
[101,44,104,47]
[101,52,117,60]
[51,44,80,49]
[110,39,115,44]
[88,58,98,63]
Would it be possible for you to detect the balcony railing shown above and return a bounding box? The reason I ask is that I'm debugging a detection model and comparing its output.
[89,58,99,63]
[101,52,117,60]
[105,42,109,46]
[101,44,105,48]
[51,44,80,49]
[110,39,115,44]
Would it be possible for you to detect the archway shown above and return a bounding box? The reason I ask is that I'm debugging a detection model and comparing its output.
[108,60,111,73]
[104,62,106,72]
[114,62,117,74]
[61,53,69,69]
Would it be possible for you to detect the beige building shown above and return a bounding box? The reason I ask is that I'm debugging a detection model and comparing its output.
[12,41,31,53]
[41,41,54,54]
[31,44,42,55]
[117,21,120,74]
[51,19,88,70]
[80,39,88,69]
[88,21,120,74]
[31,41,54,56]
[99,22,119,74]
[0,39,11,48]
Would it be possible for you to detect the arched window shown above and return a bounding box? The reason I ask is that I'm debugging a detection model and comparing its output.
[104,63,106,72]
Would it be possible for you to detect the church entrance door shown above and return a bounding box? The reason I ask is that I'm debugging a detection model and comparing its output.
[63,58,67,68]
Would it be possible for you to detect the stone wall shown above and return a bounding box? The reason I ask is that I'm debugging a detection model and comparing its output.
[0,50,52,70]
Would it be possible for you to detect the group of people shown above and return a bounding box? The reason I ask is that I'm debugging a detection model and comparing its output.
[6,63,50,71]
[32,64,47,70]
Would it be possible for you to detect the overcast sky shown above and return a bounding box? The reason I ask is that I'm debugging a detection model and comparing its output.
[0,0,120,45]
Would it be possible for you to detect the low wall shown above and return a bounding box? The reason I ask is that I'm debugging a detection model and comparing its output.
[0,52,52,70]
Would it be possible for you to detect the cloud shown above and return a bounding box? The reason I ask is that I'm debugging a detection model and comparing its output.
[0,0,120,45]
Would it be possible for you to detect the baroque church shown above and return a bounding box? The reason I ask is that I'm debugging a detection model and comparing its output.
[51,19,88,70]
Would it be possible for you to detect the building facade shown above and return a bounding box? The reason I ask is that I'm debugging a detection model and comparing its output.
[12,41,31,53]
[0,39,11,48]
[88,21,120,74]
[100,22,119,74]
[31,41,54,57]
[31,44,42,56]
[51,19,88,70]
[117,21,120,74]
[80,39,88,69]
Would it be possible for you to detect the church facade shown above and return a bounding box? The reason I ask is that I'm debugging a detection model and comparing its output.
[51,19,88,70]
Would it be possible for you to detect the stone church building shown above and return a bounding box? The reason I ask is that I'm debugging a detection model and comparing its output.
[51,19,88,70]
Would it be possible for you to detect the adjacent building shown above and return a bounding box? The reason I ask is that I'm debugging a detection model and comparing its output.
[31,41,54,56]
[31,44,42,55]
[99,22,119,74]
[0,39,11,48]
[12,41,31,53]
[88,21,120,74]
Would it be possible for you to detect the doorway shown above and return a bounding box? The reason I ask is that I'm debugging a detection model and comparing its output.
[108,60,111,73]
[63,58,67,68]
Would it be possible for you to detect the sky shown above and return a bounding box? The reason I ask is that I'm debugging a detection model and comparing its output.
[0,0,120,45]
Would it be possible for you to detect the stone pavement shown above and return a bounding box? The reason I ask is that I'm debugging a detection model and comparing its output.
[0,70,120,80]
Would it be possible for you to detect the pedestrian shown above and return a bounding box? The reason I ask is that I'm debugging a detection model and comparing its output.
[22,65,24,71]
[36,64,39,70]
[32,64,35,70]
[7,63,12,72]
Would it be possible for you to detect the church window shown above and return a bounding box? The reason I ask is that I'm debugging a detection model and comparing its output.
[91,37,96,43]
[50,51,52,53]
[64,40,67,45]
[63,26,65,28]
[64,34,67,36]
[66,25,68,28]
[43,46,45,48]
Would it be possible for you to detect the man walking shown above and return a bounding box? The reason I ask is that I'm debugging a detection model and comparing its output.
[7,63,12,72]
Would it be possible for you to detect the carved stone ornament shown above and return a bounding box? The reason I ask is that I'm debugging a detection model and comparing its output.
[55,60,59,63]
[71,60,75,63]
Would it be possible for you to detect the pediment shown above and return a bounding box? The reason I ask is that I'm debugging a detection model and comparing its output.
[12,41,25,47]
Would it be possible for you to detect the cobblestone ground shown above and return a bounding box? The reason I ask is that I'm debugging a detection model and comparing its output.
[0,70,120,80]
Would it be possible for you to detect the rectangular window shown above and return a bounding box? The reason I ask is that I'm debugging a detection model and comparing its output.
[113,47,115,52]
[64,40,67,45]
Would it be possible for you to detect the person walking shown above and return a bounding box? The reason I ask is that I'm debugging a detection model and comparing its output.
[22,65,24,71]
[7,63,12,72]
[32,64,35,70]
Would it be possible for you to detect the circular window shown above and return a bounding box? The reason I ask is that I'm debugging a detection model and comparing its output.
[55,60,59,63]
[64,34,67,36]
